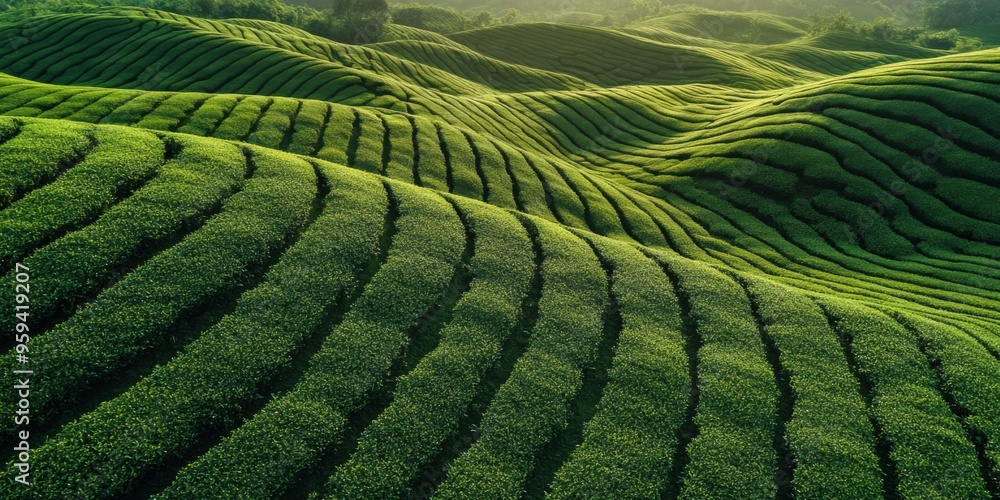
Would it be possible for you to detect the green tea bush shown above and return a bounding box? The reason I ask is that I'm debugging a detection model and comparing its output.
[285,99,327,155]
[14,157,384,498]
[36,89,112,119]
[329,197,533,499]
[895,313,1000,491]
[558,165,631,242]
[468,134,516,209]
[160,179,465,498]
[315,103,354,165]
[0,118,91,208]
[438,124,482,200]
[100,92,171,125]
[412,118,448,192]
[136,92,208,131]
[176,94,241,136]
[352,109,385,173]
[0,133,244,349]
[500,147,556,221]
[68,91,147,123]
[0,125,164,270]
[247,97,299,148]
[381,113,415,183]
[741,275,882,498]
[524,156,588,229]
[0,141,313,438]
[821,298,988,498]
[548,235,687,499]
[213,95,270,141]
[657,256,777,499]
[435,216,606,499]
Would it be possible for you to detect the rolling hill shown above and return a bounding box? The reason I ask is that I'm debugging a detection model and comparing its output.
[0,6,997,499]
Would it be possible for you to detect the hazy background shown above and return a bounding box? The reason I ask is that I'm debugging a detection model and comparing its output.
[281,0,989,27]
[0,0,993,48]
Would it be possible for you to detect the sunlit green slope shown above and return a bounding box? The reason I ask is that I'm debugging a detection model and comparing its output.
[0,7,997,499]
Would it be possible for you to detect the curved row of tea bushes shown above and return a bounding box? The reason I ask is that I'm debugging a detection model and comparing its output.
[547,237,687,498]
[740,275,882,498]
[0,118,92,208]
[327,198,534,498]
[159,180,466,498]
[0,143,313,437]
[0,125,164,270]
[5,157,382,498]
[435,218,607,498]
[658,257,778,499]
[821,298,989,498]
[895,313,1000,494]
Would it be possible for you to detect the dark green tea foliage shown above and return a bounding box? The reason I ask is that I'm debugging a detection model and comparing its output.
[0,5,997,499]
[924,0,1000,29]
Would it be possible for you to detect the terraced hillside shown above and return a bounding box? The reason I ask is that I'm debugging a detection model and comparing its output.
[1,6,998,499]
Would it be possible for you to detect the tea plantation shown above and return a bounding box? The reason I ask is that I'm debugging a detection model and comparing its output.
[0,6,997,499]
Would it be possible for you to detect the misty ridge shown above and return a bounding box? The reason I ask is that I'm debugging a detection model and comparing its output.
[0,0,994,48]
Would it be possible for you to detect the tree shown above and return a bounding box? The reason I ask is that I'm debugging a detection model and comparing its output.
[468,10,493,28]
[622,0,661,24]
[498,8,519,24]
[857,17,918,42]
[916,28,960,49]
[214,0,241,18]
[808,10,856,35]
[323,0,389,43]
[391,5,425,29]
[240,0,281,20]
[924,0,1000,29]
[193,0,216,16]
[331,0,386,16]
